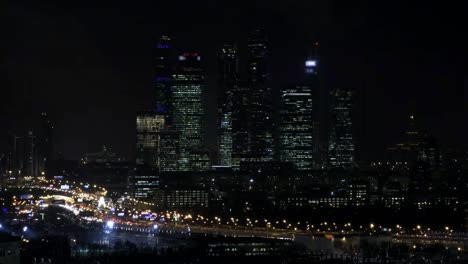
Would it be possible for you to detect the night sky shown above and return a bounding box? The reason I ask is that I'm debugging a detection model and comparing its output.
[3,0,465,161]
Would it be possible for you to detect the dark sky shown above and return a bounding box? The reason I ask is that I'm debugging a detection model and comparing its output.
[3,0,466,161]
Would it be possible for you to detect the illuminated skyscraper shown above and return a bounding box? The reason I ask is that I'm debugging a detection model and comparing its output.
[38,112,54,177]
[172,52,205,170]
[154,35,174,126]
[328,89,354,169]
[218,44,238,166]
[231,79,250,170]
[279,85,313,170]
[136,111,165,167]
[25,130,38,178]
[158,130,180,172]
[246,29,274,162]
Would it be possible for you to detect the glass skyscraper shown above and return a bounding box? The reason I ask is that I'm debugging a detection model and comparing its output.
[154,35,174,127]
[280,85,314,170]
[328,89,354,169]
[172,52,205,170]
[230,80,250,170]
[218,44,238,167]
[136,111,165,167]
[246,29,274,162]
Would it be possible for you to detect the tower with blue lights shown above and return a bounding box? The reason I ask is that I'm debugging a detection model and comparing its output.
[154,35,174,127]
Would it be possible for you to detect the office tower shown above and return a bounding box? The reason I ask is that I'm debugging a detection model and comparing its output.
[154,35,174,127]
[386,115,422,166]
[158,130,180,172]
[136,111,165,168]
[279,85,313,170]
[231,79,250,170]
[218,44,238,166]
[312,121,323,168]
[172,52,205,170]
[246,29,274,162]
[305,42,324,168]
[130,168,160,199]
[189,150,211,171]
[38,112,53,177]
[328,89,355,169]
[24,130,38,178]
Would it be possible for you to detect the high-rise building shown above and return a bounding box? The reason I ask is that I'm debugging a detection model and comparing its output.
[136,111,165,168]
[189,150,211,171]
[231,80,250,170]
[279,85,313,170]
[24,130,38,178]
[305,42,324,169]
[129,168,160,200]
[172,52,205,170]
[218,44,238,167]
[246,29,274,162]
[38,112,53,178]
[328,89,355,169]
[158,130,180,172]
[154,35,174,127]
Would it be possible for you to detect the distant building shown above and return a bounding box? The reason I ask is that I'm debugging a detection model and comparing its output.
[231,80,250,170]
[38,112,54,178]
[246,29,274,162]
[154,35,174,126]
[173,52,206,171]
[347,180,368,206]
[189,150,211,172]
[136,111,165,168]
[386,115,421,165]
[279,85,313,171]
[217,44,238,167]
[328,89,354,169]
[154,188,209,210]
[158,130,180,172]
[24,130,38,178]
[81,147,130,195]
[129,167,160,199]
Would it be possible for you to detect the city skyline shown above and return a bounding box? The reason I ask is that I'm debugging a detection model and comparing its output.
[1,2,467,263]
[3,1,464,162]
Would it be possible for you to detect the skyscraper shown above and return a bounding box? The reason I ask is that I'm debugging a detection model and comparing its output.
[24,130,38,178]
[305,43,325,169]
[39,112,53,177]
[158,130,180,172]
[172,52,205,170]
[279,85,313,170]
[136,111,165,168]
[246,29,274,162]
[328,89,355,169]
[154,35,174,127]
[231,79,250,170]
[218,44,238,166]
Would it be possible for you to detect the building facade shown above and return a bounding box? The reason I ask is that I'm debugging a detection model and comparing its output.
[279,85,313,170]
[136,111,165,167]
[246,29,274,162]
[217,44,238,167]
[172,52,205,170]
[328,89,354,169]
[154,35,174,127]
